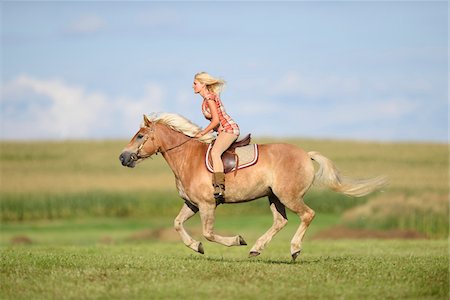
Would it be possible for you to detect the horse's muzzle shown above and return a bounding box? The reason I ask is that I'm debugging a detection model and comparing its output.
[119,151,137,168]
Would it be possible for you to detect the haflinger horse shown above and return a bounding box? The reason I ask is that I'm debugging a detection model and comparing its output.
[119,113,386,261]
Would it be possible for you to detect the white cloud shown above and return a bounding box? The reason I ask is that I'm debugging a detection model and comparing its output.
[376,98,420,116]
[230,72,428,139]
[0,74,442,142]
[319,98,419,127]
[114,83,165,127]
[272,71,361,99]
[1,75,106,138]
[1,75,165,139]
[135,8,180,27]
[67,14,106,34]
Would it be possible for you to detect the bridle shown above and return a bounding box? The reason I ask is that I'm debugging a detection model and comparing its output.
[130,123,193,162]
[130,134,151,161]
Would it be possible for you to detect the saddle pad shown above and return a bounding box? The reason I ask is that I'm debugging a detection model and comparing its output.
[205,144,259,173]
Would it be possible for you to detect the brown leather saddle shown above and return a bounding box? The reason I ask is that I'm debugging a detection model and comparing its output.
[207,134,252,174]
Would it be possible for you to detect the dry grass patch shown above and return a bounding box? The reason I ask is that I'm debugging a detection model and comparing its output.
[342,192,449,238]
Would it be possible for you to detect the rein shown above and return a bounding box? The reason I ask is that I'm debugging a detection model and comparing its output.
[161,137,193,153]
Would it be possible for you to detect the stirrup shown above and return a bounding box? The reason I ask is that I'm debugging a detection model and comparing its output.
[214,184,225,206]
[214,192,225,206]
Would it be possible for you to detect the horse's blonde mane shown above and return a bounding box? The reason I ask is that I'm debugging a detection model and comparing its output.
[142,112,215,144]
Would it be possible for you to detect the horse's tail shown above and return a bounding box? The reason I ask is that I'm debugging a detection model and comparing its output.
[308,151,387,197]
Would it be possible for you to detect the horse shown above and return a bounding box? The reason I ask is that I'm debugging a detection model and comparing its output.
[119,113,386,260]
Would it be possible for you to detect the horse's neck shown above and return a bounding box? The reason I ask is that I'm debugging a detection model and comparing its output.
[157,125,185,150]
[158,126,206,178]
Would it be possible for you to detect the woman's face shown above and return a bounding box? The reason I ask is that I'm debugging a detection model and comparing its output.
[193,79,206,94]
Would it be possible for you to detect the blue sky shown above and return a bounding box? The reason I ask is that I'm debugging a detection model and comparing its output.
[1,1,448,142]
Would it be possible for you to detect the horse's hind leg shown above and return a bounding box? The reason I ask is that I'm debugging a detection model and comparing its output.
[282,198,315,261]
[199,202,247,247]
[249,194,288,257]
[174,201,204,254]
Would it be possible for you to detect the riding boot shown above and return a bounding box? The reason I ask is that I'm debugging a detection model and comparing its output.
[213,172,225,205]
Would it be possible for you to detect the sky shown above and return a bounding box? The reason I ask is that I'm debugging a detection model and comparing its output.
[1,1,448,142]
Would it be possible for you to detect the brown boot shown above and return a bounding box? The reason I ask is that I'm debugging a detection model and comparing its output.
[212,172,225,205]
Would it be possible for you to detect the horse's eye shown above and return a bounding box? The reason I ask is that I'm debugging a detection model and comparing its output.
[137,134,144,139]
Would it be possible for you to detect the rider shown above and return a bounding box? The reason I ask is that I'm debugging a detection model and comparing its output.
[193,72,240,203]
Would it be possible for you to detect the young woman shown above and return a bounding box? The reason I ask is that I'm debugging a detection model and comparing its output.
[193,72,240,202]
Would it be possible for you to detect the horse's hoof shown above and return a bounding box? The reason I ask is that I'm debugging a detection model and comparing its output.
[291,250,301,261]
[198,242,204,254]
[238,236,247,246]
[249,251,260,258]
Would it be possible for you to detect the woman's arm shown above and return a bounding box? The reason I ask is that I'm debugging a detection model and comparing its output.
[196,99,220,137]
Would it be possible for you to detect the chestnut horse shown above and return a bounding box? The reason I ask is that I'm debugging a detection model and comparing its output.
[119,113,386,260]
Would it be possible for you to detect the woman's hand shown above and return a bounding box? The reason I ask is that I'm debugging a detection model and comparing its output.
[195,131,204,138]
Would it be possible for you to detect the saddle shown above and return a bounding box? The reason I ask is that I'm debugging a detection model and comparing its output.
[206,134,259,175]
[226,133,252,150]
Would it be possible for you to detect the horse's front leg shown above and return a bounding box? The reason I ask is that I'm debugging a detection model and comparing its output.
[199,202,247,247]
[174,201,204,254]
[249,194,288,257]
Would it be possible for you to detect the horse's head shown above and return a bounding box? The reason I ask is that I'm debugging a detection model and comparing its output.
[119,115,160,168]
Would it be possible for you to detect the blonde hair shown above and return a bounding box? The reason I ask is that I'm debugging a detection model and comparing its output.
[194,72,226,95]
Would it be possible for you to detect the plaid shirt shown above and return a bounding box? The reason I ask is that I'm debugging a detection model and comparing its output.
[202,93,240,136]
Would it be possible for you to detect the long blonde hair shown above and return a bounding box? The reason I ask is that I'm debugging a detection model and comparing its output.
[194,72,226,95]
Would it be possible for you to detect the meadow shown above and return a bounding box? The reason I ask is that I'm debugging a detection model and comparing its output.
[0,138,449,299]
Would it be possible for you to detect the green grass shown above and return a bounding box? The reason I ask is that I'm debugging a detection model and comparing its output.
[0,139,448,299]
[1,139,448,195]
[1,240,448,299]
[1,214,448,299]
[0,212,340,247]
[0,189,370,222]
[1,191,181,222]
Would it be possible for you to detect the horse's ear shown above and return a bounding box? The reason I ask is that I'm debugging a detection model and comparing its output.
[143,114,152,127]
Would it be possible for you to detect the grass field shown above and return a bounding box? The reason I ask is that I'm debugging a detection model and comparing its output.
[0,138,449,299]
[1,240,448,300]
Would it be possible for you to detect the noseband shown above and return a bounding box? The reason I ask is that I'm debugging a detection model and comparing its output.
[131,123,192,161]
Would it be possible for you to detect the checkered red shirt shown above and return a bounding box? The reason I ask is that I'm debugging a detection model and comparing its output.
[202,93,240,135]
